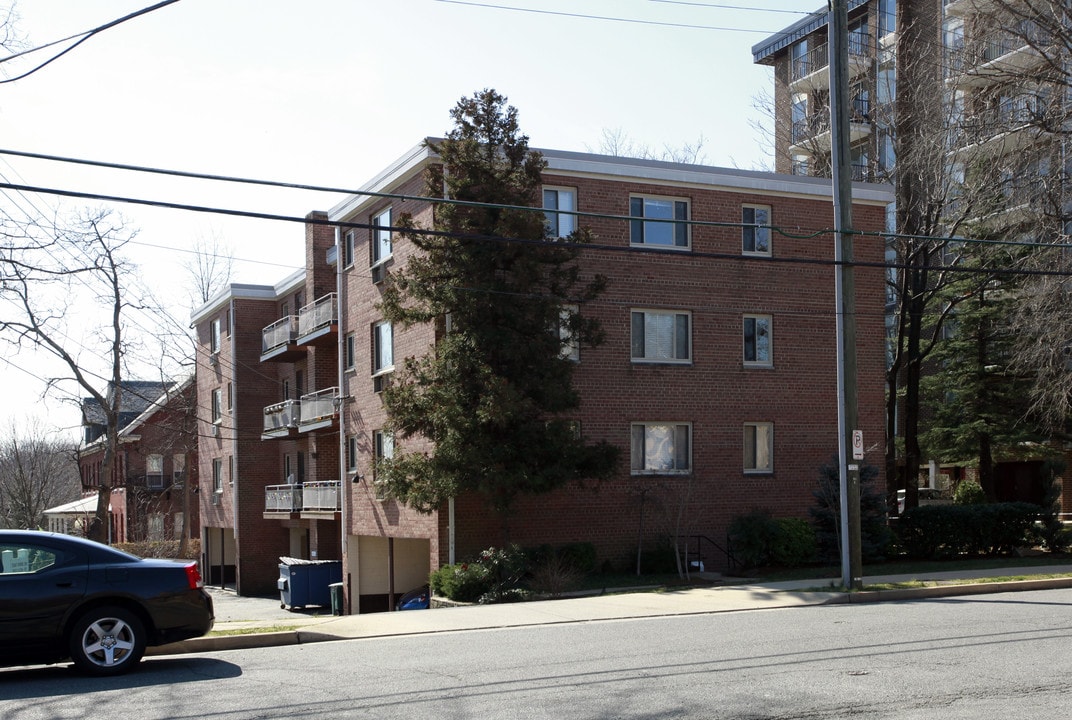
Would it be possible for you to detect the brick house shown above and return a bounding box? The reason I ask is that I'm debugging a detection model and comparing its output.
[75,378,200,544]
[192,140,893,606]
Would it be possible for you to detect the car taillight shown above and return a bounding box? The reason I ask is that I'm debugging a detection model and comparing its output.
[184,562,204,589]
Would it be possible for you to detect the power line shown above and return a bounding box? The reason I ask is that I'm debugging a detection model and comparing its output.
[434,0,784,33]
[0,0,183,84]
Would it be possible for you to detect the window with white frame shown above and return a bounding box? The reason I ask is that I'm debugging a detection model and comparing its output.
[211,388,222,423]
[212,458,223,493]
[146,454,164,490]
[343,230,355,268]
[631,310,691,363]
[373,429,394,498]
[630,423,691,474]
[744,422,774,473]
[373,321,393,375]
[346,435,358,473]
[558,305,580,361]
[543,187,576,239]
[344,333,356,371]
[742,205,771,255]
[630,196,689,249]
[210,318,221,355]
[372,208,392,265]
[743,314,772,366]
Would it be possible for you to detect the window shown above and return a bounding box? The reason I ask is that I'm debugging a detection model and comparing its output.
[173,453,186,486]
[226,382,233,412]
[558,305,579,362]
[744,423,774,473]
[229,455,235,486]
[146,454,164,490]
[631,423,691,474]
[211,388,222,423]
[543,187,576,239]
[743,315,772,366]
[343,230,355,268]
[631,310,690,363]
[344,333,356,371]
[346,435,358,473]
[630,196,689,249]
[212,458,223,493]
[284,455,293,484]
[373,429,394,498]
[373,321,393,375]
[0,544,57,573]
[372,208,392,265]
[210,318,221,355]
[742,205,771,255]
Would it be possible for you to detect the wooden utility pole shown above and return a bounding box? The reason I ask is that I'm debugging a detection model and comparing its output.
[828,0,863,589]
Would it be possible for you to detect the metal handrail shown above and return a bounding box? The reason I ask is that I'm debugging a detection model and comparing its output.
[262,315,299,353]
[684,534,740,575]
[263,399,301,432]
[265,484,302,512]
[302,481,341,511]
[297,293,338,337]
[299,387,340,424]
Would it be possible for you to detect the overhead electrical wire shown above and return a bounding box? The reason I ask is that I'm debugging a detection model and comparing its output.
[0,0,182,84]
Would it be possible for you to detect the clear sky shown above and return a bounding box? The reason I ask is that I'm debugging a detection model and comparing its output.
[0,0,819,437]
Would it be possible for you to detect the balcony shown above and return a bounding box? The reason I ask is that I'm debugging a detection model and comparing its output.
[949,102,1050,160]
[944,0,1003,18]
[789,102,873,157]
[264,484,302,515]
[263,481,340,518]
[962,177,1046,232]
[298,387,340,432]
[296,293,338,347]
[945,27,1047,90]
[262,399,301,439]
[301,481,341,513]
[789,34,873,95]
[261,315,303,363]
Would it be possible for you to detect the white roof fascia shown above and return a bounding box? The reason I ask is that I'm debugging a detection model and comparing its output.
[189,274,305,326]
[539,148,895,206]
[328,140,438,222]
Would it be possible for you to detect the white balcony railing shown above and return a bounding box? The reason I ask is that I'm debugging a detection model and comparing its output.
[299,387,340,426]
[302,481,341,511]
[265,484,302,512]
[297,293,338,338]
[263,399,301,433]
[262,315,299,354]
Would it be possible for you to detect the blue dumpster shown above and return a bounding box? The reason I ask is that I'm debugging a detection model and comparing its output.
[278,558,342,611]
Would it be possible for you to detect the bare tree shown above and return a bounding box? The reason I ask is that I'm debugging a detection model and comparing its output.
[588,128,708,165]
[183,230,234,305]
[0,417,80,529]
[0,209,145,542]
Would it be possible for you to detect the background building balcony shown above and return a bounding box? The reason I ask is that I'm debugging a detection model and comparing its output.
[298,387,340,432]
[789,34,873,94]
[262,399,301,439]
[261,315,304,362]
[296,293,338,347]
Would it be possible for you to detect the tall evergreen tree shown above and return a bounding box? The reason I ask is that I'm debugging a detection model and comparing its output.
[920,244,1044,499]
[377,89,618,515]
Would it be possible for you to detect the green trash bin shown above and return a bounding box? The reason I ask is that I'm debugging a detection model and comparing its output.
[329,582,344,616]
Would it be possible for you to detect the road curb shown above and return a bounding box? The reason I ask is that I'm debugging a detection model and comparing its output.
[824,576,1072,604]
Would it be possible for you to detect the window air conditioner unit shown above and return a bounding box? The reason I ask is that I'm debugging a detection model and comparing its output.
[373,374,390,394]
[210,493,220,506]
[209,353,219,366]
[211,424,220,437]
[371,264,385,285]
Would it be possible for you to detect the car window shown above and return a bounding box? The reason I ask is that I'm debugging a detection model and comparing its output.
[0,544,60,574]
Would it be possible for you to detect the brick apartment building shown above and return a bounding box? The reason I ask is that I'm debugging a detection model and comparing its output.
[72,379,200,544]
[192,140,893,609]
[753,0,1072,510]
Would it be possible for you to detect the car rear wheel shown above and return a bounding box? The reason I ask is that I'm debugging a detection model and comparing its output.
[68,606,146,676]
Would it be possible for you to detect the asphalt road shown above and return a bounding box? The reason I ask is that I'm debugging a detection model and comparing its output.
[4,587,1072,719]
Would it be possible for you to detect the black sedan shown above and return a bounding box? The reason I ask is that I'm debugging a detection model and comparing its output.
[0,530,214,676]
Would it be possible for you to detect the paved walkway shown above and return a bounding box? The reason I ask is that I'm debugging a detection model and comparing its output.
[149,565,1072,656]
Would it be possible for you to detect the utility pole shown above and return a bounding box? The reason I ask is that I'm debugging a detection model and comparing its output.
[828,0,863,590]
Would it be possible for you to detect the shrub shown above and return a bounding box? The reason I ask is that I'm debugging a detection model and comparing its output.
[527,553,583,597]
[894,502,1041,559]
[115,539,201,560]
[771,518,817,567]
[953,480,986,505]
[810,459,892,563]
[728,512,817,569]
[429,545,529,603]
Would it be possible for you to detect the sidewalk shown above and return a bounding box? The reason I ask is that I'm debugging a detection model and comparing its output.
[149,565,1072,657]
